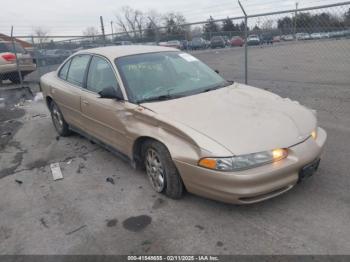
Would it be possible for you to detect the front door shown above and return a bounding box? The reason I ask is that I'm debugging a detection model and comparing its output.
[80,55,128,153]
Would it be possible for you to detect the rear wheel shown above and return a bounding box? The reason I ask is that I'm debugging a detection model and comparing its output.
[142,140,184,199]
[49,100,71,136]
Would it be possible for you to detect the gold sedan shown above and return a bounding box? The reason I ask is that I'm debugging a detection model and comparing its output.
[41,46,326,204]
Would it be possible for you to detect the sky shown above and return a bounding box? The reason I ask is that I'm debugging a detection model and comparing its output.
[0,0,345,36]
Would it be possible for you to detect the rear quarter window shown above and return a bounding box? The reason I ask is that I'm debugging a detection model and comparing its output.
[58,59,71,80]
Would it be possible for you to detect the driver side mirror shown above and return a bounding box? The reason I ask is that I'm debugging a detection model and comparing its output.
[98,86,124,100]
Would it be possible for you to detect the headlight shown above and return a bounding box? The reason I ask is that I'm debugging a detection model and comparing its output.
[198,148,288,171]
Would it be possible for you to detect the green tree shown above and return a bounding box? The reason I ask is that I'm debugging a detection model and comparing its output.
[222,17,236,32]
[204,16,220,33]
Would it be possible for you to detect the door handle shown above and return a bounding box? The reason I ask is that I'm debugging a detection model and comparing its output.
[82,100,89,105]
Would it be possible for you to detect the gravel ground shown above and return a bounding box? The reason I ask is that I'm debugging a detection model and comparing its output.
[0,39,350,255]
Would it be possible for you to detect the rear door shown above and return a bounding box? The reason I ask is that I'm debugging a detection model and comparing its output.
[80,55,128,153]
[51,54,91,128]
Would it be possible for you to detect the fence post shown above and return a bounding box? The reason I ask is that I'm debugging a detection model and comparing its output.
[238,1,248,85]
[11,26,23,88]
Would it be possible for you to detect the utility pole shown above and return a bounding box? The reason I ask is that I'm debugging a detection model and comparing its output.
[110,21,114,38]
[238,0,248,85]
[100,16,106,43]
[10,26,23,87]
[293,2,299,40]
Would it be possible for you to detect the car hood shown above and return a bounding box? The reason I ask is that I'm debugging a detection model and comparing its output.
[141,83,317,155]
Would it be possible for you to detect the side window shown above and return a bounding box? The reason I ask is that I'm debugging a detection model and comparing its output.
[86,56,119,93]
[66,55,91,87]
[58,59,71,80]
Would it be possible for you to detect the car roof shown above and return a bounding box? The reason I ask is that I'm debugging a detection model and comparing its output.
[77,45,178,60]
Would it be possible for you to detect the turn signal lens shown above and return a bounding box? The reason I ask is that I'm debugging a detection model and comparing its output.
[198,158,217,169]
[311,130,317,140]
[272,148,288,161]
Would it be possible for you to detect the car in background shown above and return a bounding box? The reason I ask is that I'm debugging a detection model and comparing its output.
[296,33,311,40]
[247,35,261,46]
[311,32,322,39]
[180,40,189,50]
[210,36,226,48]
[45,49,72,64]
[165,40,182,49]
[230,36,244,47]
[260,33,273,44]
[41,46,326,204]
[282,34,294,41]
[272,36,281,43]
[114,41,132,46]
[319,32,330,39]
[191,37,207,50]
[223,36,230,46]
[0,41,36,83]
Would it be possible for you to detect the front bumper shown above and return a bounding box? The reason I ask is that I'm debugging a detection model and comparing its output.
[174,127,327,204]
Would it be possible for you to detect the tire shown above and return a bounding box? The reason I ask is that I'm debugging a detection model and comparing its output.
[49,100,71,136]
[142,140,184,199]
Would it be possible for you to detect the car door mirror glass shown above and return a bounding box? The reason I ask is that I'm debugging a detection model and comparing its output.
[98,86,124,100]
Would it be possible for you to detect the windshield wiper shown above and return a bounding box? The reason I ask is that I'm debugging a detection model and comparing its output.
[202,80,234,93]
[138,94,180,103]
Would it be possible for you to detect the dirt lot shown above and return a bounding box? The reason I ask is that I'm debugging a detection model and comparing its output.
[0,40,350,255]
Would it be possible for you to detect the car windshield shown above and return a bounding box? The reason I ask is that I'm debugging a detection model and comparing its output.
[115,51,230,103]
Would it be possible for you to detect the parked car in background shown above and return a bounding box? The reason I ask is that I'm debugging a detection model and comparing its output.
[114,41,132,46]
[282,34,294,41]
[319,32,330,39]
[165,40,182,49]
[191,37,207,50]
[45,49,72,64]
[41,45,327,204]
[296,33,311,40]
[180,40,189,50]
[272,36,281,43]
[0,41,36,83]
[223,36,230,46]
[260,33,273,44]
[247,35,260,46]
[311,32,322,39]
[230,36,244,47]
[210,36,226,48]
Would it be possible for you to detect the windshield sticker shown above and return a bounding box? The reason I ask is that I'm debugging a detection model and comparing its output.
[179,53,198,62]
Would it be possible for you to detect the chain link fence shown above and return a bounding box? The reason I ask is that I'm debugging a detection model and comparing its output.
[1,1,349,91]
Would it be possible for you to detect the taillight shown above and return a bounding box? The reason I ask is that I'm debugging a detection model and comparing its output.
[2,53,16,62]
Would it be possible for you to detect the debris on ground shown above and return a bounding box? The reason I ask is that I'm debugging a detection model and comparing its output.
[31,113,47,119]
[33,92,43,102]
[1,132,11,138]
[56,136,60,141]
[106,177,115,185]
[66,159,72,165]
[15,179,23,185]
[50,163,63,181]
[65,225,87,235]
[76,163,85,173]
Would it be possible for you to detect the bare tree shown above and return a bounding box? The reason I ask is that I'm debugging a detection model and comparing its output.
[115,6,146,38]
[33,27,49,47]
[83,26,99,37]
[262,19,274,30]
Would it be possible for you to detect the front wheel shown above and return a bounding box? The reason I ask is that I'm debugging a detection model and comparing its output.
[49,101,71,136]
[142,140,184,199]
